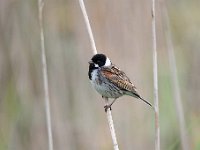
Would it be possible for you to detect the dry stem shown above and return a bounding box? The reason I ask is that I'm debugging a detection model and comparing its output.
[79,0,97,54]
[151,0,160,150]
[78,0,119,149]
[38,0,54,150]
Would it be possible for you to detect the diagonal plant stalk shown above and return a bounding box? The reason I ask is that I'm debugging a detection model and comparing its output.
[78,0,97,55]
[38,0,54,150]
[78,0,119,149]
[151,0,160,150]
[104,98,119,150]
[161,2,190,149]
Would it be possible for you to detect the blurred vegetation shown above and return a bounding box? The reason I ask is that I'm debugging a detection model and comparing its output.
[0,0,199,149]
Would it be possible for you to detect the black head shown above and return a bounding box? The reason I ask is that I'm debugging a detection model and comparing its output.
[91,54,107,67]
[90,54,111,67]
[88,54,111,80]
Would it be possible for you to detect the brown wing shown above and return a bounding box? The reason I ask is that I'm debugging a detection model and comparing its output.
[101,65,138,94]
[101,65,153,107]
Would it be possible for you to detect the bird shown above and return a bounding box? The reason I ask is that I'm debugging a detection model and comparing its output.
[88,53,153,112]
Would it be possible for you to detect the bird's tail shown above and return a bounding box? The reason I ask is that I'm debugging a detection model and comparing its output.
[124,90,154,108]
[138,96,153,108]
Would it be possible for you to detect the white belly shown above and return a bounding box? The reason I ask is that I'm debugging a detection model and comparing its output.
[90,69,123,98]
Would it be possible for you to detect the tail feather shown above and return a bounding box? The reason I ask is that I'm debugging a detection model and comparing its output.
[138,96,153,108]
[125,90,153,108]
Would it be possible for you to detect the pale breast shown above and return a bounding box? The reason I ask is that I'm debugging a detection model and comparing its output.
[90,69,123,98]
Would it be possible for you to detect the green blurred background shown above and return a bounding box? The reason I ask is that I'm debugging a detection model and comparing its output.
[0,0,199,149]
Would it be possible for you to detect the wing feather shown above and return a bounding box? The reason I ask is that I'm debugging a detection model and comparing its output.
[101,65,153,107]
[101,65,138,95]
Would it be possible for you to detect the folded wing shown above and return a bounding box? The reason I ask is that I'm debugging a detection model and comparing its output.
[101,65,139,98]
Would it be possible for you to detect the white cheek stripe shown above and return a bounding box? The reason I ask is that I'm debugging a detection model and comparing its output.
[105,57,111,66]
[95,64,99,67]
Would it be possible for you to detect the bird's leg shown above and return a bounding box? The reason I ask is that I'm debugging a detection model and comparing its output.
[109,98,117,108]
[103,97,110,112]
[104,98,117,112]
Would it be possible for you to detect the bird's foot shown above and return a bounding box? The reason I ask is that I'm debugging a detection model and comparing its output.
[104,104,112,112]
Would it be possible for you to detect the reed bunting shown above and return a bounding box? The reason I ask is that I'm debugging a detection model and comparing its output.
[88,53,153,112]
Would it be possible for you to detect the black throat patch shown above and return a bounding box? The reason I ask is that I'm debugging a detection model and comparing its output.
[88,63,98,80]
